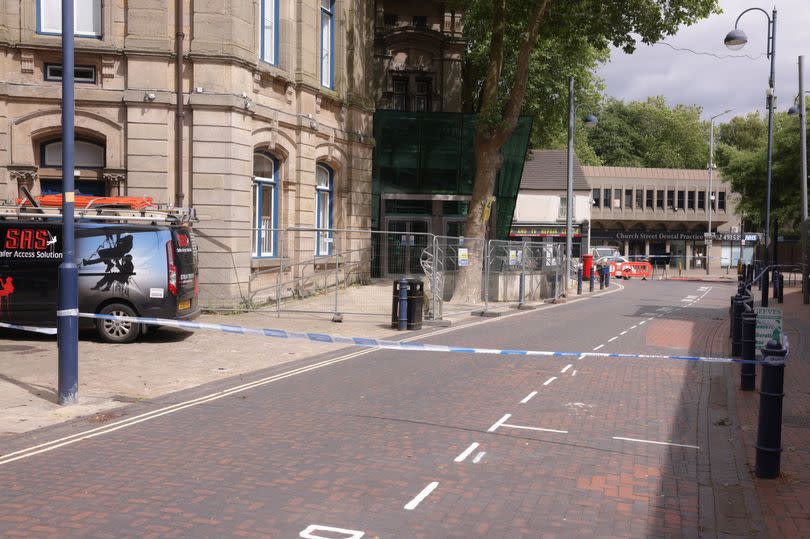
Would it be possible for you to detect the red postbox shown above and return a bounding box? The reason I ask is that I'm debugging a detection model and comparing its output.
[582,254,593,279]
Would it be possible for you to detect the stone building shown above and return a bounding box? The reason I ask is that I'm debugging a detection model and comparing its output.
[584,166,755,269]
[0,0,377,307]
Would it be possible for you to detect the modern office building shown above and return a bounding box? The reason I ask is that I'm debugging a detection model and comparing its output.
[0,0,376,306]
[584,166,754,268]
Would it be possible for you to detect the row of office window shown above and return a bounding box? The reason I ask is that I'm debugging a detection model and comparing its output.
[38,0,335,89]
[592,188,726,212]
[252,153,334,259]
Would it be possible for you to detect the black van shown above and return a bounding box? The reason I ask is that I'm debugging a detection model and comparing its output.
[0,219,200,343]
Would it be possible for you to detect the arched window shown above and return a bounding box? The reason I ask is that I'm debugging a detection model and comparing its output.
[253,152,279,257]
[315,164,333,255]
[38,138,107,196]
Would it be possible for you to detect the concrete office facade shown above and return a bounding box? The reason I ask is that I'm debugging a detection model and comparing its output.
[0,0,377,307]
[584,166,753,268]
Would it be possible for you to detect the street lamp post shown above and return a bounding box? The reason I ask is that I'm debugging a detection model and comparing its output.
[788,56,808,304]
[565,77,597,293]
[725,6,777,280]
[707,108,733,275]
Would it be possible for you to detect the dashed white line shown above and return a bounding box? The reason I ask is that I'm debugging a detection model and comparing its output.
[630,325,638,329]
[488,414,511,432]
[520,391,538,404]
[638,321,646,326]
[620,331,628,335]
[472,452,485,463]
[501,423,568,434]
[593,344,605,350]
[577,353,586,360]
[404,482,439,510]
[561,364,572,373]
[608,336,618,342]
[612,436,699,449]
[647,317,654,321]
[454,442,480,463]
[572,370,577,376]
[543,376,557,386]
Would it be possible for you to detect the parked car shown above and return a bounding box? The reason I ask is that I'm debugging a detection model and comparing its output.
[0,211,200,343]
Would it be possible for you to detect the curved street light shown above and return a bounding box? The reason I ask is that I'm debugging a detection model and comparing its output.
[724,6,776,302]
[706,108,733,275]
[788,58,808,303]
[565,77,598,293]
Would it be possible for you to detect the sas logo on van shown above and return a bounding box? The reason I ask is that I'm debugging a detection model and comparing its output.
[0,228,62,260]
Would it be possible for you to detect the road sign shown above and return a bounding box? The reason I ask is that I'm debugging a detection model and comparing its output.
[754,307,783,351]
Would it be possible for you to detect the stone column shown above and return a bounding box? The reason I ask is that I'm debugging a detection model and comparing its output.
[644,240,650,256]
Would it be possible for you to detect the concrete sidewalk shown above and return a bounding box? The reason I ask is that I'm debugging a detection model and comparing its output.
[0,282,617,437]
[733,287,810,538]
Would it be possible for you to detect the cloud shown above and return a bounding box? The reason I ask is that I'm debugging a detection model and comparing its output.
[597,0,810,119]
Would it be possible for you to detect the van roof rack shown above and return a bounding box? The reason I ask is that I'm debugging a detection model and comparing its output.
[0,200,198,226]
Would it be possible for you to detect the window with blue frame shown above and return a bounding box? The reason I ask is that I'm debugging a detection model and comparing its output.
[320,0,334,89]
[315,164,333,255]
[38,138,106,195]
[253,153,279,258]
[260,0,278,65]
[39,0,102,37]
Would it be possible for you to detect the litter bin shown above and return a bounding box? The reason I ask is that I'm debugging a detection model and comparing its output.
[391,278,424,330]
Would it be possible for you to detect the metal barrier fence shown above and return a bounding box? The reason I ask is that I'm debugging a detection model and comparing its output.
[241,228,568,321]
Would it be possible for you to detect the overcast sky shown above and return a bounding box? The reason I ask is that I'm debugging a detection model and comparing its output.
[597,0,810,120]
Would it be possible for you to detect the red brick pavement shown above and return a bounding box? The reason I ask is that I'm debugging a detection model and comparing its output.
[734,288,810,538]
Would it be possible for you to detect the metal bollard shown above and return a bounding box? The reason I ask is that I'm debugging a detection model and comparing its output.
[755,340,787,478]
[729,295,734,338]
[589,267,595,292]
[398,277,408,331]
[577,267,583,295]
[740,310,757,391]
[761,269,769,307]
[604,266,610,288]
[772,270,779,300]
[774,271,785,303]
[518,270,525,307]
[599,267,605,290]
[731,296,745,357]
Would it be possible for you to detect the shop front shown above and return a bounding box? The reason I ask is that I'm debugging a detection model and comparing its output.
[509,223,586,257]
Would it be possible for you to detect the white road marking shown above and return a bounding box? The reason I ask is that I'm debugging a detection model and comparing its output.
[630,325,638,329]
[404,482,439,510]
[593,344,604,350]
[300,525,365,539]
[520,391,538,404]
[501,423,568,434]
[488,414,511,432]
[454,442,480,463]
[543,376,557,386]
[608,336,618,342]
[638,321,646,325]
[473,452,486,463]
[620,331,627,335]
[572,370,577,376]
[561,364,572,373]
[647,317,654,321]
[577,353,586,360]
[612,436,699,449]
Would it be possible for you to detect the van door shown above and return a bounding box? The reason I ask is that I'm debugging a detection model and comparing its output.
[0,223,61,325]
[172,227,198,313]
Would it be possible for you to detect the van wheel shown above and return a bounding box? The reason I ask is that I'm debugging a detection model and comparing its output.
[96,304,140,343]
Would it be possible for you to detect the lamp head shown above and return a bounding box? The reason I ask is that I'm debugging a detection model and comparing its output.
[724,28,748,50]
[583,113,598,127]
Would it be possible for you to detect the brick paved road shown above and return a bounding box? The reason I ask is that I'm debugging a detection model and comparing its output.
[0,281,764,538]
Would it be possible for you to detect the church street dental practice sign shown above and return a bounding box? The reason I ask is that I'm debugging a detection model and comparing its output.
[593,231,760,242]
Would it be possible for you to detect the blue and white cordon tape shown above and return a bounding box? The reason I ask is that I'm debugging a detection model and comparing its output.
[1,313,781,365]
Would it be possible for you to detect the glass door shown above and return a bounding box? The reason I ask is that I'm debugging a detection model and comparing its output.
[384,219,430,276]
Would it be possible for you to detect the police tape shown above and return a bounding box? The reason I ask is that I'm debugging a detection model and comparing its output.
[0,321,58,335]
[69,312,764,365]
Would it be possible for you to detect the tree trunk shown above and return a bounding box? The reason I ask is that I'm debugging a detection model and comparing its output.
[450,134,502,304]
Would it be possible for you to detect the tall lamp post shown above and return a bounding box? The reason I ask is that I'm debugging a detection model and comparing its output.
[724,7,777,278]
[706,108,733,275]
[566,76,597,293]
[788,55,808,304]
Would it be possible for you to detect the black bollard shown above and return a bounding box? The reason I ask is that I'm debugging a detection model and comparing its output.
[577,267,583,295]
[777,272,784,304]
[773,270,779,299]
[729,294,736,338]
[589,266,595,292]
[755,340,787,478]
[599,267,604,290]
[605,266,611,288]
[731,296,745,357]
[756,263,762,290]
[761,269,770,307]
[740,310,757,391]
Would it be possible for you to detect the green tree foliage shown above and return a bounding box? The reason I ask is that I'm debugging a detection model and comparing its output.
[583,96,709,168]
[719,108,806,231]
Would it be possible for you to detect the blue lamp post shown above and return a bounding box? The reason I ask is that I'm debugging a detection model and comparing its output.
[724,7,777,279]
[58,0,79,405]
